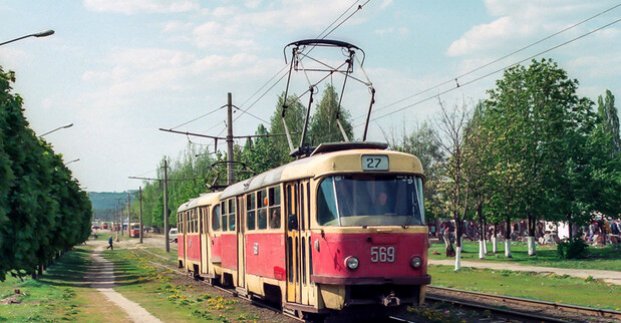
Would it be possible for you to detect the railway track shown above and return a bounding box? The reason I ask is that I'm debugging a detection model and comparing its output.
[426,285,621,322]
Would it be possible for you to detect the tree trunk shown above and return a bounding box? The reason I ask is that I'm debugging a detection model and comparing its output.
[527,213,536,256]
[454,213,462,271]
[567,213,574,240]
[482,216,488,254]
[492,223,498,254]
[477,203,485,259]
[505,216,512,258]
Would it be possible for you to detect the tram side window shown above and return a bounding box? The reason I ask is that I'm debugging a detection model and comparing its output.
[257,189,268,230]
[212,204,221,231]
[228,199,236,231]
[193,211,198,233]
[269,186,281,229]
[189,211,193,233]
[247,193,256,231]
[317,177,338,225]
[220,202,228,232]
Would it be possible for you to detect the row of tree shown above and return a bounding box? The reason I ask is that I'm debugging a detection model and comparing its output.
[393,59,621,268]
[132,59,620,269]
[0,67,92,281]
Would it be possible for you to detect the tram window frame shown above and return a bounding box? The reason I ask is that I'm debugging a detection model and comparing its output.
[220,202,228,232]
[212,204,221,231]
[228,198,236,231]
[268,186,281,229]
[257,189,268,230]
[246,193,256,231]
[193,210,198,233]
[201,207,209,234]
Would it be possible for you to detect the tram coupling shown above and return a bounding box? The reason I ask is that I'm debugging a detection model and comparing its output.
[382,291,401,307]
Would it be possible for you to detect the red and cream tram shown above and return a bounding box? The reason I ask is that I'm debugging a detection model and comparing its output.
[177,143,429,318]
[177,192,221,278]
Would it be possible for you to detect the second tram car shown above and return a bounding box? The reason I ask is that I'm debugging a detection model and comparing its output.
[176,143,429,319]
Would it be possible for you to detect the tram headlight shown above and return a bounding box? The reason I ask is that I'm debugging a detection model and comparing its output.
[410,256,422,268]
[345,256,359,270]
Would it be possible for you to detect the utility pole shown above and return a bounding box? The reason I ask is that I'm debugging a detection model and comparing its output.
[226,92,234,185]
[139,186,144,244]
[163,159,170,253]
[127,191,131,237]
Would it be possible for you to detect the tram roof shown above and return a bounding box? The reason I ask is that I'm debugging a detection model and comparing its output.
[220,147,423,199]
[177,192,220,212]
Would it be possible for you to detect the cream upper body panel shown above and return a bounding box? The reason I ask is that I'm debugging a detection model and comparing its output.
[220,148,424,199]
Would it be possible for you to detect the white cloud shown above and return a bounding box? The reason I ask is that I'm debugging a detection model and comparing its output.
[448,0,609,57]
[83,0,199,15]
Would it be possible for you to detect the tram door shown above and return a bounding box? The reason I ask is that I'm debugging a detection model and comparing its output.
[200,206,210,277]
[236,196,246,289]
[285,182,301,303]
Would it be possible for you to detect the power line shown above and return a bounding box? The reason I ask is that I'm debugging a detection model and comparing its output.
[170,104,226,130]
[231,0,372,126]
[353,1,621,122]
[363,15,621,125]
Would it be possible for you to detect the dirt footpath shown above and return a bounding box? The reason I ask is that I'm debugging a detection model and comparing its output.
[429,259,621,285]
[86,241,162,323]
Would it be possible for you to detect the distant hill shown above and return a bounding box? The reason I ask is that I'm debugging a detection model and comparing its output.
[88,192,128,221]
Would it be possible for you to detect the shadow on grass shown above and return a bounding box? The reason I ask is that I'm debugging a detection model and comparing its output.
[35,248,156,289]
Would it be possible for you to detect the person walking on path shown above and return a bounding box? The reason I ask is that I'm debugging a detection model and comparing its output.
[107,236,114,250]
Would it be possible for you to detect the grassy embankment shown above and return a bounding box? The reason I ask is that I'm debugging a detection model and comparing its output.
[0,246,126,322]
[428,241,621,310]
[102,248,261,322]
[429,240,621,270]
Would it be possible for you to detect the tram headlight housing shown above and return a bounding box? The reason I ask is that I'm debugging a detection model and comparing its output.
[345,256,359,270]
[410,256,422,268]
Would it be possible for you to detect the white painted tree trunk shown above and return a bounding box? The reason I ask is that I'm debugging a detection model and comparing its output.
[483,239,488,254]
[492,236,498,253]
[478,240,485,259]
[527,236,536,256]
[504,239,512,258]
[454,246,462,271]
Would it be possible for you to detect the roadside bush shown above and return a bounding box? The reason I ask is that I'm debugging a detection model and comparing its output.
[557,238,589,259]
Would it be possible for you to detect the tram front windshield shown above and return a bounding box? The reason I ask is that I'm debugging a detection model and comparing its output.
[317,174,425,227]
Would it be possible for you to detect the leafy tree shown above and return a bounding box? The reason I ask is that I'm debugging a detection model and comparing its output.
[309,85,354,145]
[0,67,91,281]
[270,93,307,163]
[462,103,495,258]
[482,58,593,255]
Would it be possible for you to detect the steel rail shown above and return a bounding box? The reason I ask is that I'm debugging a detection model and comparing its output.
[427,285,621,322]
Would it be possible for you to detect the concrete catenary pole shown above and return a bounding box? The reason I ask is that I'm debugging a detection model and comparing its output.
[226,92,234,185]
[127,191,131,236]
[163,159,170,253]
[139,186,144,244]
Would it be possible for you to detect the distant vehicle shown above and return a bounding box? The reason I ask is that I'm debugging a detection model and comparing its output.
[91,225,100,230]
[169,228,178,243]
[102,223,109,229]
[130,223,141,238]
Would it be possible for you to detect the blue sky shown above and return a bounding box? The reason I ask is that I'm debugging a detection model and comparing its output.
[1,0,620,192]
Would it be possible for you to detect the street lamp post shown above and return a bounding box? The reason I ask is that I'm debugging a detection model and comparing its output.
[0,30,55,47]
[40,123,73,137]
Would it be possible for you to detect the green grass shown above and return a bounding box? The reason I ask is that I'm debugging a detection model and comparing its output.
[102,248,259,322]
[429,265,621,310]
[0,247,123,322]
[429,240,621,271]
